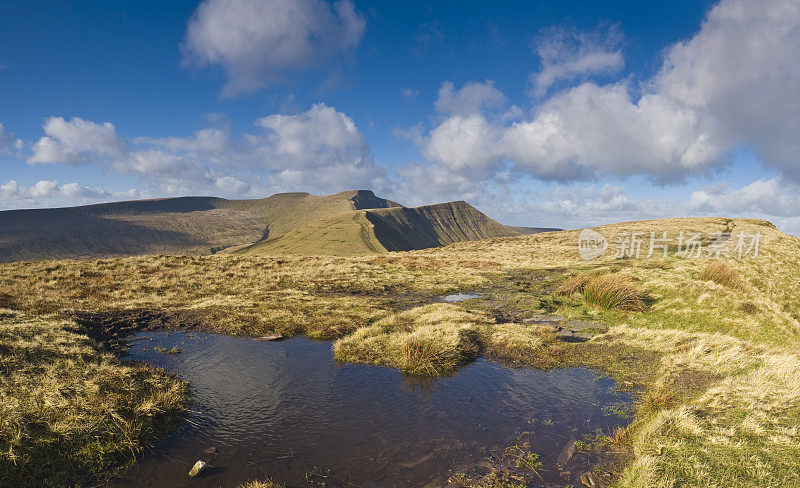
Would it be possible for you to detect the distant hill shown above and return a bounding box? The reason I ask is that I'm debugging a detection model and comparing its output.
[0,190,557,261]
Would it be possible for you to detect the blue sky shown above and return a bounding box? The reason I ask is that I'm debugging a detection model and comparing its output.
[1,0,799,235]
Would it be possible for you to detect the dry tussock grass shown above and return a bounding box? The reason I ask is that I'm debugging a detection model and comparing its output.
[0,310,188,487]
[556,272,593,296]
[486,323,563,368]
[700,260,745,289]
[582,274,647,312]
[1,216,799,487]
[607,325,800,487]
[334,304,490,375]
[237,480,284,488]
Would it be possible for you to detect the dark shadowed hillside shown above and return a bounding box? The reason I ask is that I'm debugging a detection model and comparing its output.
[364,202,559,251]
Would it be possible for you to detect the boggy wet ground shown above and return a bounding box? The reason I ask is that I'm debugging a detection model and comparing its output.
[108,331,634,488]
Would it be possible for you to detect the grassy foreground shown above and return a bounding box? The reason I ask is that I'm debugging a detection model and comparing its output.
[1,217,800,487]
[0,310,188,487]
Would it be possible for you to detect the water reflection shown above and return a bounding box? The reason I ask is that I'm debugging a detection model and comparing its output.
[111,332,633,488]
[440,293,482,302]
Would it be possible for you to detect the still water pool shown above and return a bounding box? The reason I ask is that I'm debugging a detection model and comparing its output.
[110,331,633,487]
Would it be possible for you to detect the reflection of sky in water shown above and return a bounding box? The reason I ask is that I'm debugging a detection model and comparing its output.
[440,293,482,302]
[114,332,633,488]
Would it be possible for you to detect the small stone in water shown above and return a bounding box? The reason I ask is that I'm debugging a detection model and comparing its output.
[556,439,577,467]
[254,334,283,341]
[188,460,207,478]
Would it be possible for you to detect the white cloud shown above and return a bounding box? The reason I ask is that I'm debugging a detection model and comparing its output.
[435,80,507,116]
[0,179,119,209]
[214,175,250,195]
[141,128,231,154]
[182,0,365,96]
[391,162,488,206]
[531,24,624,98]
[28,117,125,165]
[501,82,715,181]
[423,114,502,173]
[418,0,800,185]
[654,0,800,180]
[23,104,387,200]
[251,103,378,174]
[688,177,800,217]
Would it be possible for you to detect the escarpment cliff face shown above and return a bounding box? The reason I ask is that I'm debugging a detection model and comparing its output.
[0,189,556,261]
[364,201,531,251]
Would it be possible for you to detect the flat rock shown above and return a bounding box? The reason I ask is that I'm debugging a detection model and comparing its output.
[556,439,577,467]
[254,334,284,341]
[557,330,594,343]
[563,320,603,332]
[523,314,564,324]
[188,460,207,478]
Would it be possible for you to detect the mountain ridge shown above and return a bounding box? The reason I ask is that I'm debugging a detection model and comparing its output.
[0,190,557,261]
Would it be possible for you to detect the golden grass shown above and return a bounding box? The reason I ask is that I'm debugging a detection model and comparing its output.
[1,216,799,487]
[237,479,284,488]
[0,310,189,487]
[582,274,647,312]
[556,272,592,296]
[700,259,745,290]
[485,323,564,369]
[333,304,489,375]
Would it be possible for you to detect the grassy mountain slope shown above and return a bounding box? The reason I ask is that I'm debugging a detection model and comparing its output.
[0,197,266,262]
[0,190,401,262]
[217,189,400,238]
[239,210,388,256]
[240,200,557,256]
[0,189,556,261]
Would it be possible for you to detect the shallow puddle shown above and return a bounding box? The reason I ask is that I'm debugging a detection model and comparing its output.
[110,332,633,488]
[440,293,482,302]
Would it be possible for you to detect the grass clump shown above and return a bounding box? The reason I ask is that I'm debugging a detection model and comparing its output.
[0,310,189,487]
[582,274,647,312]
[237,479,284,488]
[486,323,563,369]
[333,304,489,375]
[700,259,744,290]
[556,272,593,296]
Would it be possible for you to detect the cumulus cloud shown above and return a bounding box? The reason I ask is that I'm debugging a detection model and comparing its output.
[23,104,386,201]
[182,0,365,96]
[531,24,624,98]
[392,162,488,206]
[0,179,127,209]
[688,177,800,217]
[418,0,800,185]
[435,80,507,116]
[28,117,126,165]
[141,128,231,154]
[252,103,372,169]
[423,114,502,174]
